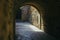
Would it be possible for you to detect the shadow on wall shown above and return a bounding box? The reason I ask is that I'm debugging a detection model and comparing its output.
[16,9,22,20]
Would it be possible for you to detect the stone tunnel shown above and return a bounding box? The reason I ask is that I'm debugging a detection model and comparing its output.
[0,0,60,40]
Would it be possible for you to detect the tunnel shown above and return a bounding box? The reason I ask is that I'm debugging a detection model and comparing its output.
[14,0,58,40]
[15,5,44,29]
[0,0,60,40]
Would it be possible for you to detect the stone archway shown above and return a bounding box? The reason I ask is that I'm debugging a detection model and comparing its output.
[13,1,46,40]
[14,1,45,30]
[18,5,44,29]
[0,0,46,40]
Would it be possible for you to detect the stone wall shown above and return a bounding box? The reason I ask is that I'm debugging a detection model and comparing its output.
[0,0,14,40]
[21,5,30,21]
[44,0,60,39]
[29,6,40,28]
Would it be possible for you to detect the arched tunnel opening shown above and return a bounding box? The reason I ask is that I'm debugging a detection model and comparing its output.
[15,5,44,29]
[15,5,56,40]
[15,5,45,40]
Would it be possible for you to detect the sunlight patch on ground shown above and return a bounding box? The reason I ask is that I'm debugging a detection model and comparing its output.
[16,22,43,32]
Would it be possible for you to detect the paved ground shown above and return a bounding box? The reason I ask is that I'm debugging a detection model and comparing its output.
[15,22,56,40]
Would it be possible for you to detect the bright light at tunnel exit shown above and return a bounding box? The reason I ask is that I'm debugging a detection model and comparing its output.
[16,5,44,32]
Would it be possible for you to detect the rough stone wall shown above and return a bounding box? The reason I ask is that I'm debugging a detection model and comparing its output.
[0,0,14,40]
[29,6,40,28]
[21,5,30,21]
[46,0,60,39]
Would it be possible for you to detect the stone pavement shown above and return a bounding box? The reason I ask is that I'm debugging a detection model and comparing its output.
[15,22,56,40]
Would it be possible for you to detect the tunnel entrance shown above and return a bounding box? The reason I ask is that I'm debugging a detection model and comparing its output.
[15,5,44,40]
[15,5,44,29]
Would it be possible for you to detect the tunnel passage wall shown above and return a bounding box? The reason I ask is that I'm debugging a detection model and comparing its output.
[20,5,30,21]
[0,0,14,40]
[44,0,60,39]
[29,6,41,29]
